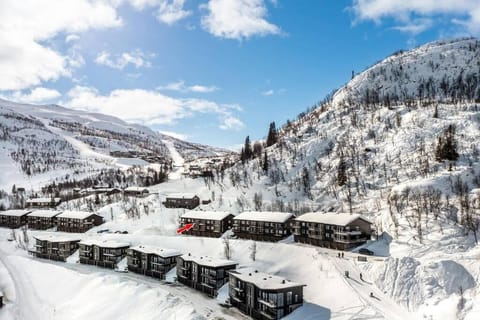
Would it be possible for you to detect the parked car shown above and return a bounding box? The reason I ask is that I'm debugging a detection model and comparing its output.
[359,248,374,256]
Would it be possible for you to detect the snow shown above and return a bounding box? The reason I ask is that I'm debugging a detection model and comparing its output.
[165,267,177,283]
[130,245,181,258]
[27,210,62,218]
[180,211,231,221]
[233,211,294,223]
[57,211,98,219]
[166,193,198,199]
[0,209,31,217]
[296,212,372,226]
[26,198,61,204]
[33,234,81,243]
[79,239,130,249]
[230,267,305,290]
[180,254,237,268]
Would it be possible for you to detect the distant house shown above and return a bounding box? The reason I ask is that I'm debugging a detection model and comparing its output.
[56,211,104,233]
[229,268,305,320]
[124,187,149,197]
[293,212,373,250]
[164,193,200,209]
[179,211,234,238]
[79,240,130,269]
[0,210,31,228]
[81,187,122,196]
[176,254,237,297]
[30,234,81,262]
[232,212,295,242]
[26,210,61,230]
[127,245,181,280]
[26,197,61,208]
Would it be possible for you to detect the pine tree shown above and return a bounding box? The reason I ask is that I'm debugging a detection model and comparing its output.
[244,136,253,161]
[262,151,269,172]
[435,124,459,162]
[266,122,278,147]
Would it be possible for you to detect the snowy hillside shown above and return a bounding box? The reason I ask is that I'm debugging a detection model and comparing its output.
[0,99,230,191]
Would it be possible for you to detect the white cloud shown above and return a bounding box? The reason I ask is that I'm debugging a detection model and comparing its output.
[201,0,281,40]
[350,0,480,35]
[65,85,243,130]
[95,50,152,70]
[219,115,245,131]
[157,81,218,93]
[0,0,122,91]
[262,89,274,96]
[10,87,62,104]
[123,0,191,25]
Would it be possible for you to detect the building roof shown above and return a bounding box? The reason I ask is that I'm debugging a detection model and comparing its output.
[295,212,372,226]
[166,193,198,199]
[27,210,62,218]
[79,239,130,248]
[34,234,81,243]
[57,211,99,219]
[26,197,61,204]
[130,245,181,258]
[230,267,305,290]
[181,211,232,221]
[233,211,294,223]
[0,209,32,217]
[124,187,149,192]
[180,254,237,268]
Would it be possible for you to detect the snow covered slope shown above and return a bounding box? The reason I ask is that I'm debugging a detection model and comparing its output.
[0,99,229,190]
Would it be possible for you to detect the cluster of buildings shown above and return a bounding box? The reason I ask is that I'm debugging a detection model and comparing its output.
[0,209,104,233]
[179,211,373,251]
[29,236,305,320]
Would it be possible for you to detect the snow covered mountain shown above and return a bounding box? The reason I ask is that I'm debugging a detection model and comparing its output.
[0,98,230,190]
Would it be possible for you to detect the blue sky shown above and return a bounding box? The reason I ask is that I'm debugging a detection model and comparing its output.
[1,0,479,148]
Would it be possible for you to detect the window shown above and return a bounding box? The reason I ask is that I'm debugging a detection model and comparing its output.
[287,292,292,305]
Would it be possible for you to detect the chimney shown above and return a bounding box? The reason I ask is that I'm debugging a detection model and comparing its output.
[282,280,285,284]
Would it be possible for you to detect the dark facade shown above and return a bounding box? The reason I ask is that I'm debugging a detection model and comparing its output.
[0,210,31,228]
[164,194,200,209]
[179,211,234,238]
[79,240,130,269]
[232,212,294,242]
[293,212,373,250]
[26,197,61,208]
[26,210,61,230]
[56,211,104,233]
[176,254,237,297]
[229,268,305,320]
[127,245,181,280]
[124,187,149,197]
[30,235,81,262]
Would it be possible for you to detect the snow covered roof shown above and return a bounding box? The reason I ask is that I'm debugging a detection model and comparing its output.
[27,210,62,218]
[57,211,99,219]
[80,239,130,248]
[180,254,237,268]
[130,245,181,258]
[166,193,198,199]
[0,209,32,217]
[233,211,294,223]
[26,197,61,203]
[124,187,149,192]
[34,234,81,243]
[295,212,372,226]
[181,211,232,221]
[230,268,305,290]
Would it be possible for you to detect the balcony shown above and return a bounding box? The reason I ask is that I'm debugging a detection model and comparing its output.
[259,309,276,320]
[258,298,276,309]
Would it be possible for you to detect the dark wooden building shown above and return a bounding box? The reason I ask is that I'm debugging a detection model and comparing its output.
[30,234,81,262]
[229,268,305,320]
[293,212,373,250]
[232,212,295,242]
[26,197,61,208]
[179,211,234,238]
[0,210,31,228]
[26,210,61,230]
[56,211,104,233]
[176,254,237,297]
[79,240,130,269]
[127,245,181,280]
[164,193,200,209]
[124,187,149,197]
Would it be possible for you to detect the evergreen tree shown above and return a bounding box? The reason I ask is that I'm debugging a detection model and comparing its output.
[262,151,269,172]
[435,124,459,162]
[266,122,278,147]
[244,136,253,161]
